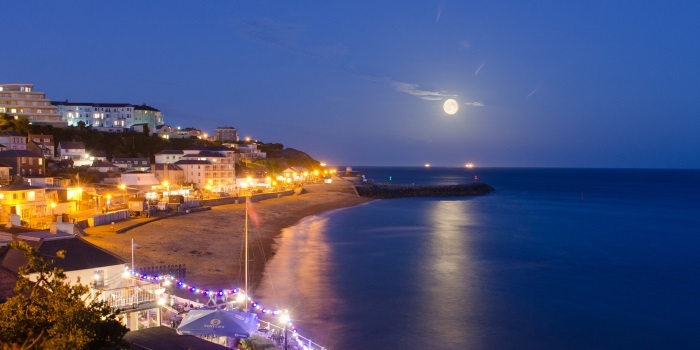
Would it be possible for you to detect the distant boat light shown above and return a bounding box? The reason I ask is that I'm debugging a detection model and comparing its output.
[465,163,474,168]
[425,163,431,168]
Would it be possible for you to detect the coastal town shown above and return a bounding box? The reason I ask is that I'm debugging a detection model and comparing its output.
[0,82,353,349]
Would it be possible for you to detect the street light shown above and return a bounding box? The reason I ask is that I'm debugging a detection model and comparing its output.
[77,187,83,210]
[162,181,170,198]
[50,201,56,216]
[119,184,127,205]
[279,311,291,350]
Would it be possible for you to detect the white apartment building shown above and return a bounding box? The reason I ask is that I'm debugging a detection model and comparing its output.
[0,84,66,127]
[173,146,236,191]
[52,101,164,131]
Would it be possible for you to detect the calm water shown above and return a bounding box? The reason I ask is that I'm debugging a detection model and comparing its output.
[256,168,700,349]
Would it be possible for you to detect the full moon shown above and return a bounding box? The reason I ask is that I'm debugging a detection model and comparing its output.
[443,99,459,115]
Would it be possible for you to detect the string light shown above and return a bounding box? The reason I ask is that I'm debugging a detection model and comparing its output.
[127,270,302,333]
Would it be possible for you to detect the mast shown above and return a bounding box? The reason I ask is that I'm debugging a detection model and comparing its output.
[244,196,249,312]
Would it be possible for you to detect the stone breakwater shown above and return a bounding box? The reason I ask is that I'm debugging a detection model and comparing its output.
[354,182,495,199]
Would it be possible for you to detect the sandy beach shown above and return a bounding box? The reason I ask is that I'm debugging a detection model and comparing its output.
[82,177,370,293]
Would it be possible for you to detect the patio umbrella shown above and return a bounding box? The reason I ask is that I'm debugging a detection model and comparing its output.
[176,308,259,338]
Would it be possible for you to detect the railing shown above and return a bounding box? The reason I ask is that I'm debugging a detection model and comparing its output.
[138,264,186,281]
[257,320,327,350]
[93,282,162,310]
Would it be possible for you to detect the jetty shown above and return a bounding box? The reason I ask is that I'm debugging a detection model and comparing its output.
[354,182,495,199]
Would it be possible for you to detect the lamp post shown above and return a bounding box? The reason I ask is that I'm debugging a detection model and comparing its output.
[50,202,56,217]
[162,181,170,198]
[119,183,126,205]
[279,311,290,350]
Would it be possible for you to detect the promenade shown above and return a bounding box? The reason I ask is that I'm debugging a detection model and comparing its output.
[81,177,371,294]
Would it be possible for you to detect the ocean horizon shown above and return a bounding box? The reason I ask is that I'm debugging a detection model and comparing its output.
[256,167,700,349]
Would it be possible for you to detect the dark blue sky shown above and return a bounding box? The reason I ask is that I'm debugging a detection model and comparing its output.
[4,1,699,168]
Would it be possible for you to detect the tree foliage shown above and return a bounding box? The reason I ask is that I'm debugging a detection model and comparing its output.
[0,114,31,134]
[0,241,128,350]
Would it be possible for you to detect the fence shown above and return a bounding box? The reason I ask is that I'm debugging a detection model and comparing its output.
[257,319,327,350]
[87,209,130,227]
[137,264,187,280]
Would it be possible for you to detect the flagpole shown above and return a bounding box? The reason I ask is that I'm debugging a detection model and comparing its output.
[244,196,249,313]
[131,238,135,272]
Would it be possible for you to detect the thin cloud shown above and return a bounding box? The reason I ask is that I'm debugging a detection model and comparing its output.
[475,60,486,75]
[464,101,485,107]
[436,4,444,23]
[459,41,470,49]
[360,74,456,101]
[390,81,456,101]
[236,18,347,58]
[527,88,539,97]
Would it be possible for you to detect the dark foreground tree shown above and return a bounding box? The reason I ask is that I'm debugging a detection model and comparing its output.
[0,241,128,350]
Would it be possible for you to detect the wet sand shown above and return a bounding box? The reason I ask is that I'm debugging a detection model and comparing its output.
[82,177,370,294]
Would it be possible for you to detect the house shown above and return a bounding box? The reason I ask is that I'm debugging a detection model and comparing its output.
[0,184,48,225]
[0,162,11,185]
[131,123,155,135]
[27,134,55,158]
[23,176,71,188]
[152,163,184,186]
[0,150,45,177]
[0,131,27,151]
[57,141,86,162]
[91,160,119,173]
[154,150,184,164]
[88,150,108,162]
[279,167,309,183]
[0,229,163,330]
[112,157,150,172]
[237,142,266,160]
[120,171,160,192]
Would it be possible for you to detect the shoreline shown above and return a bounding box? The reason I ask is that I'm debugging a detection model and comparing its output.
[82,177,371,296]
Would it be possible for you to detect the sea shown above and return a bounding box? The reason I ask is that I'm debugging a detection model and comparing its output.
[255,167,700,350]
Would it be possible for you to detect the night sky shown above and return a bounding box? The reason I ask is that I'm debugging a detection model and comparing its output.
[3,1,699,168]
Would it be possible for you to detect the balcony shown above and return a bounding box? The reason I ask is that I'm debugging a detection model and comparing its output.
[93,282,163,311]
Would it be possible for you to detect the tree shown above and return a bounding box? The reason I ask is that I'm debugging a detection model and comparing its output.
[0,241,128,350]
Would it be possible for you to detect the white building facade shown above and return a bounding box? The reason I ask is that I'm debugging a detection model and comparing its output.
[52,102,164,131]
[0,84,65,127]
